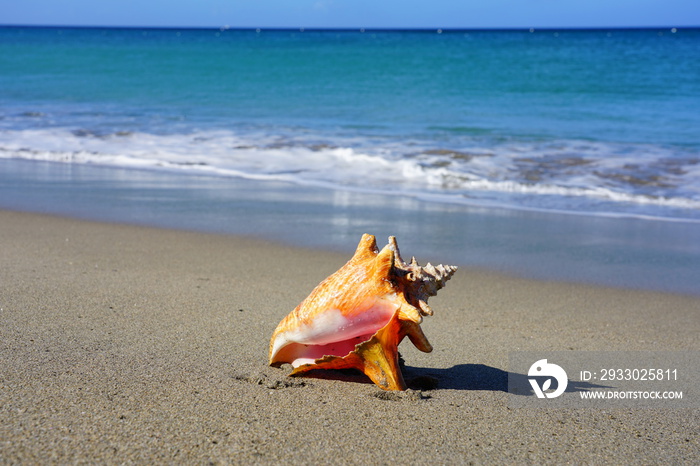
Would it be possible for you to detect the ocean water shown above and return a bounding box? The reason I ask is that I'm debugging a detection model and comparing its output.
[2,26,700,220]
[1,26,699,294]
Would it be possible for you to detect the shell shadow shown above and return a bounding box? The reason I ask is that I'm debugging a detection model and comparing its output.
[287,363,611,394]
[405,363,611,394]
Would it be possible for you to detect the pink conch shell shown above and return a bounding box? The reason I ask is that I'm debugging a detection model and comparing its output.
[268,234,457,391]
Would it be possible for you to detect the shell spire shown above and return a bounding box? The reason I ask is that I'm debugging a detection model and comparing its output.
[388,237,457,318]
[268,234,457,391]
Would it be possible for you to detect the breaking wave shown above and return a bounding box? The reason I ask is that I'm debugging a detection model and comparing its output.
[1,127,699,221]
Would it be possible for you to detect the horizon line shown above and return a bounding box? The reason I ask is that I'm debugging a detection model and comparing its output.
[1,24,698,33]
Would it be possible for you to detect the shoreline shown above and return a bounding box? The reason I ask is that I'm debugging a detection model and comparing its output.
[1,209,699,463]
[2,158,700,297]
[3,204,700,299]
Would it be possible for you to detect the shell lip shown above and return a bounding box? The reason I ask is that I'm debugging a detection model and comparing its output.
[268,297,398,368]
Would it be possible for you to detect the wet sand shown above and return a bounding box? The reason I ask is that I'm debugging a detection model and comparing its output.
[1,209,698,463]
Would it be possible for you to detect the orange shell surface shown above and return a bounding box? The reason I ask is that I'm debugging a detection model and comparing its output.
[268,234,457,391]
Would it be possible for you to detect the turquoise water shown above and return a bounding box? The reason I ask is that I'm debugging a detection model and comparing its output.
[1,26,699,220]
[1,26,700,294]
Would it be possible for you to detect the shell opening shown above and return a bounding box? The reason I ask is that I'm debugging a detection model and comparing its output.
[269,300,397,368]
[287,333,376,368]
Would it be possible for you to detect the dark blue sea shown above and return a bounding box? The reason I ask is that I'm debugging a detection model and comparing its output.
[1,27,699,294]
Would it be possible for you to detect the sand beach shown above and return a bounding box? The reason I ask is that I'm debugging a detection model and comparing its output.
[1,209,698,463]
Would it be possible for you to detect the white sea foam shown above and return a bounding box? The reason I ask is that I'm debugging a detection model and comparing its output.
[1,127,699,220]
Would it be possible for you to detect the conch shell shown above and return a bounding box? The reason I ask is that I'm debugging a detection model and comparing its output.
[268,234,457,391]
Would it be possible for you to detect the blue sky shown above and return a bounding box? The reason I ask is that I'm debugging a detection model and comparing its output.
[3,0,699,29]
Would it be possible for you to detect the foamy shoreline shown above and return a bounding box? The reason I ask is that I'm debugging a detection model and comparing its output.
[2,158,700,296]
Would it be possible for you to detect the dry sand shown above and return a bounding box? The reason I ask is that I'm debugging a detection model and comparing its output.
[1,209,698,463]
